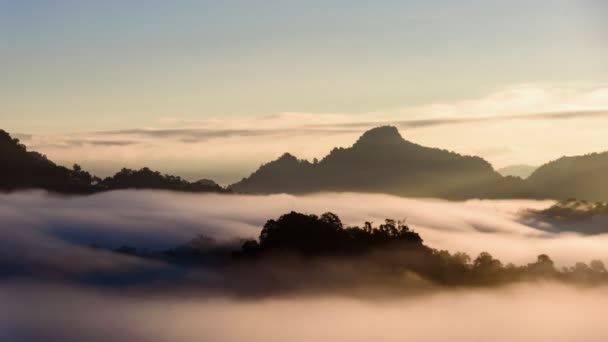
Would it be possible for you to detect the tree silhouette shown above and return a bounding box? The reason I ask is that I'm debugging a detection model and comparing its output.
[241,211,425,257]
[97,211,608,293]
[0,129,229,194]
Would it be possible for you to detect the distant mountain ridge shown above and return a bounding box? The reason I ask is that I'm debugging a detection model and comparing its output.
[498,165,537,179]
[4,126,608,201]
[527,152,608,201]
[230,126,608,201]
[230,126,528,199]
[0,129,228,194]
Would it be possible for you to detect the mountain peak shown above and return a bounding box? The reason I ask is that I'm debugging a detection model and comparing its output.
[277,153,299,163]
[353,126,404,147]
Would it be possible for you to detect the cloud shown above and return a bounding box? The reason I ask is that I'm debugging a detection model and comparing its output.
[2,190,608,270]
[3,191,608,340]
[95,127,361,143]
[77,139,139,147]
[26,138,140,149]
[22,83,608,143]
[86,109,608,142]
[3,273,608,341]
[17,108,608,157]
[380,109,608,129]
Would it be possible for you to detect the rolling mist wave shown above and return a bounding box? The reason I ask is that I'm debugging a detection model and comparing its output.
[2,190,608,341]
[2,190,606,266]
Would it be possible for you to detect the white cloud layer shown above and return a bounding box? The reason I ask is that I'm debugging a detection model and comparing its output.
[1,190,607,267]
[3,281,608,342]
[3,191,608,340]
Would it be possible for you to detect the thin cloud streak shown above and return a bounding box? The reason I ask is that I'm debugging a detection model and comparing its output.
[94,128,361,142]
[77,109,608,143]
[315,109,608,130]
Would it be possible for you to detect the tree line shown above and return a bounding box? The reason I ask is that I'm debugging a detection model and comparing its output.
[117,211,608,289]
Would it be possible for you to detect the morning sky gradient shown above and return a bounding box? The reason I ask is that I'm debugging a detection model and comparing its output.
[1,1,607,183]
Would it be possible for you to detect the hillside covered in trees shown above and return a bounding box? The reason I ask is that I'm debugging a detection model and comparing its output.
[5,126,608,201]
[527,152,608,202]
[0,130,98,193]
[230,126,608,201]
[230,126,529,199]
[0,129,228,194]
[108,211,608,296]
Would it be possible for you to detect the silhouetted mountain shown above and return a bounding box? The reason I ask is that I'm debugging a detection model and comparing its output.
[527,152,608,201]
[0,130,97,193]
[6,126,608,201]
[0,129,228,194]
[498,164,537,179]
[230,126,528,199]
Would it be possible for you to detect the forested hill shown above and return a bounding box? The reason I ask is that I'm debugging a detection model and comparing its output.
[527,152,608,202]
[5,126,608,201]
[230,126,529,199]
[0,129,228,194]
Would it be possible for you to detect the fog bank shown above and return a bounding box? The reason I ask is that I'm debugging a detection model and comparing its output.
[2,282,607,342]
[3,190,608,340]
[1,190,606,266]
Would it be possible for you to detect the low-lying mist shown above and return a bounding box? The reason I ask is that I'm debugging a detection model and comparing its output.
[2,190,608,340]
[2,281,608,342]
[1,190,606,266]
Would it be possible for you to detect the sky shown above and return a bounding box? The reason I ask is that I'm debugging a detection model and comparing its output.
[1,0,607,183]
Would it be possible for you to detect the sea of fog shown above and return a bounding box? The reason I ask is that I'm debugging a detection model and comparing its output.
[2,190,608,341]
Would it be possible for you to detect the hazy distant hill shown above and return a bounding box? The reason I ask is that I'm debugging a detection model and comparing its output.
[98,167,227,192]
[6,126,608,201]
[527,152,608,201]
[498,164,537,179]
[0,129,227,194]
[230,126,529,199]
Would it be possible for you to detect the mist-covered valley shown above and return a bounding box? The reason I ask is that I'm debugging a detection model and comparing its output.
[2,190,608,340]
[4,281,608,342]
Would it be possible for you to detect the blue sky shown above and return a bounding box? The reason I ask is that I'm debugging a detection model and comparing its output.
[2,1,606,130]
[1,1,607,182]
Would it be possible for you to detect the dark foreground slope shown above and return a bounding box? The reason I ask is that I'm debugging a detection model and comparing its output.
[230,126,528,199]
[0,130,97,193]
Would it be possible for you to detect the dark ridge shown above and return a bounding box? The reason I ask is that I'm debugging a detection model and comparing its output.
[527,152,608,201]
[97,167,228,193]
[0,129,97,193]
[5,126,608,201]
[352,125,406,148]
[230,125,524,199]
[0,129,229,194]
